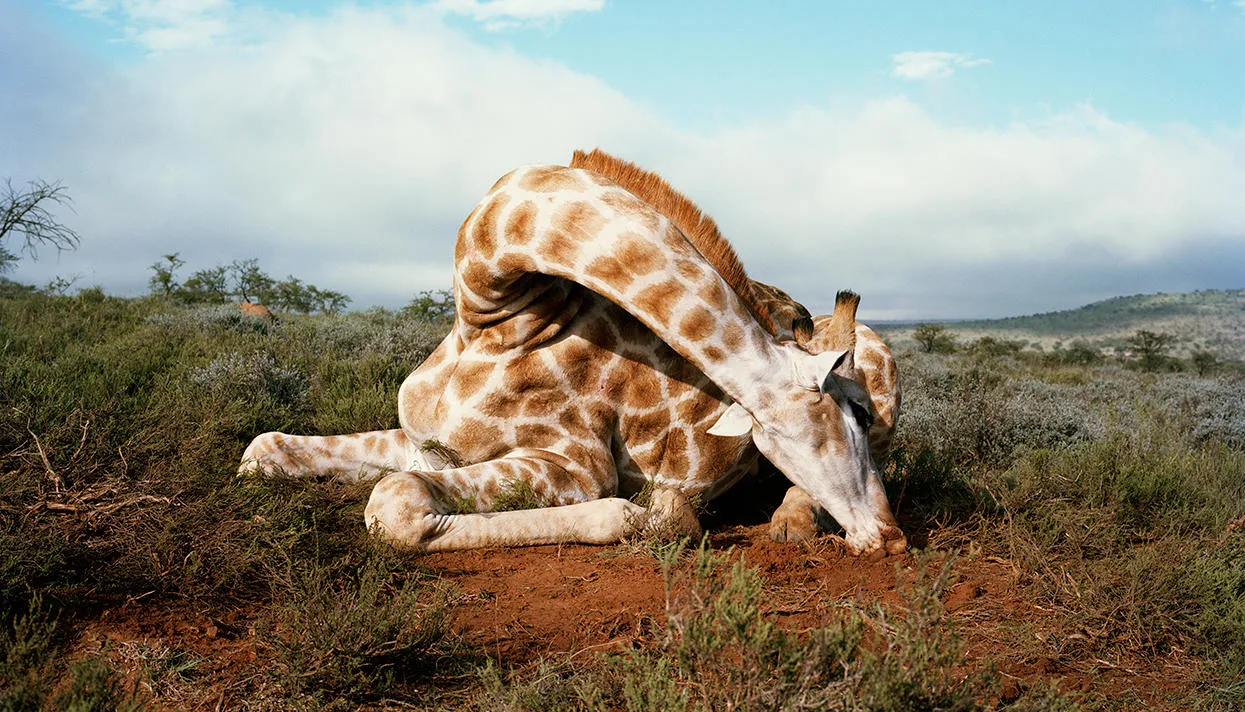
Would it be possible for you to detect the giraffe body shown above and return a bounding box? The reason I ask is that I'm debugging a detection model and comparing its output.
[241,160,905,556]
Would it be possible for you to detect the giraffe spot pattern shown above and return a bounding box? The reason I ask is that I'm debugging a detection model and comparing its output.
[722,323,745,352]
[663,428,690,475]
[697,279,729,311]
[471,194,509,260]
[633,279,682,322]
[519,165,585,192]
[622,367,663,411]
[451,360,494,401]
[585,255,634,293]
[614,232,667,276]
[600,190,661,232]
[679,306,717,342]
[506,201,538,245]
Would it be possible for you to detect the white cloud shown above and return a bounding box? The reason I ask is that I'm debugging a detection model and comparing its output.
[5,6,1243,318]
[891,51,991,81]
[430,0,604,30]
[59,0,234,50]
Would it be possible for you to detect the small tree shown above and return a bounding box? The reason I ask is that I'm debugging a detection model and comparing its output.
[229,258,275,304]
[267,275,351,315]
[1190,350,1218,377]
[968,336,1023,359]
[913,322,956,354]
[311,286,350,315]
[1061,341,1103,366]
[1126,330,1175,372]
[404,289,455,323]
[148,253,185,298]
[180,265,231,304]
[1,178,81,272]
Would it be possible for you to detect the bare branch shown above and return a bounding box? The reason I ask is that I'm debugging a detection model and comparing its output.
[1,178,82,263]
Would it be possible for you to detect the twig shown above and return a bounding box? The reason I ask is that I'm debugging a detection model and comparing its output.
[71,418,90,462]
[43,502,80,513]
[91,494,171,517]
[28,428,62,493]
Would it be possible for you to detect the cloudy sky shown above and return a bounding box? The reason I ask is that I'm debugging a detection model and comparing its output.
[2,0,1243,318]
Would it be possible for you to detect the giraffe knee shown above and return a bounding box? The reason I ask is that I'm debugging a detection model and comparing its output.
[364,473,443,549]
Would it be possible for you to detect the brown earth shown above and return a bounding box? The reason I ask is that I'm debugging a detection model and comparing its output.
[68,519,1203,711]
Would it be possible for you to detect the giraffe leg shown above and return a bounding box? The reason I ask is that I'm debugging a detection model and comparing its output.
[769,486,822,543]
[771,485,908,557]
[644,487,703,541]
[238,429,416,482]
[363,456,695,551]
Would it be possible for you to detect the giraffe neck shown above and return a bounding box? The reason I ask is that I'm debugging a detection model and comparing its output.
[455,165,791,413]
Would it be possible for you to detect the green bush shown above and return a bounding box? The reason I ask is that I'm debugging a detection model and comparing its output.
[258,558,461,706]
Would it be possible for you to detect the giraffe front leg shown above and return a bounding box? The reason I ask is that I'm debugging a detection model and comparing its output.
[770,485,907,558]
[364,456,656,551]
[769,486,822,543]
[238,429,413,481]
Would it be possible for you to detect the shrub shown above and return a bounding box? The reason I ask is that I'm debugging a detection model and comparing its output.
[1191,350,1218,376]
[258,558,460,705]
[145,303,272,334]
[968,335,1024,360]
[913,323,957,354]
[897,360,1103,466]
[190,351,308,411]
[0,596,58,709]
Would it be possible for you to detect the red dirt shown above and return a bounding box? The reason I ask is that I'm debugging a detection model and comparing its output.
[69,523,1206,710]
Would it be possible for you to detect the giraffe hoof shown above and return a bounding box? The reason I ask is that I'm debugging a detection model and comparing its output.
[768,504,818,543]
[857,526,909,560]
[882,525,909,556]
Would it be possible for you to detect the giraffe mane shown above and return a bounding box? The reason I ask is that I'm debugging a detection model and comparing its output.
[569,148,779,337]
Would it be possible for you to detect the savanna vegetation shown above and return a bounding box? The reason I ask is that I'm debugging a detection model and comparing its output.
[1,273,1242,710]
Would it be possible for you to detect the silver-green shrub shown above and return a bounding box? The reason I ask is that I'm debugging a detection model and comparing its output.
[190,351,308,409]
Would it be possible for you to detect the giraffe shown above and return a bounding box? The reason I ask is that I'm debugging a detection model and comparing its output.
[239,153,907,556]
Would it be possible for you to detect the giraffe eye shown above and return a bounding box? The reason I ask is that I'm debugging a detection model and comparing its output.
[847,400,874,431]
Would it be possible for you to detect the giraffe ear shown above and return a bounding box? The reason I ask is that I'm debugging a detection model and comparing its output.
[793,349,849,392]
[707,403,754,437]
[813,350,850,393]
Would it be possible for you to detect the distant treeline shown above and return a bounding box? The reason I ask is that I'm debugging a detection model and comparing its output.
[147,254,351,315]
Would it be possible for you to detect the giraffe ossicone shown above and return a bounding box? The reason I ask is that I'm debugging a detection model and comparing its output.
[239,151,906,557]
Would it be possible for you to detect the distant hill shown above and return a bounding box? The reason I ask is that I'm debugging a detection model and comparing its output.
[880,289,1245,359]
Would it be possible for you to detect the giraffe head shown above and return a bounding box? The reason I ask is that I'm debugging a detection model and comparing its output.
[708,291,904,556]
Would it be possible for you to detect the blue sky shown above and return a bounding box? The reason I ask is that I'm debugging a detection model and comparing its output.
[2,0,1243,318]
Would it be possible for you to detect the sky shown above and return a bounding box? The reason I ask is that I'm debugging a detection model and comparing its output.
[1,0,1243,319]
